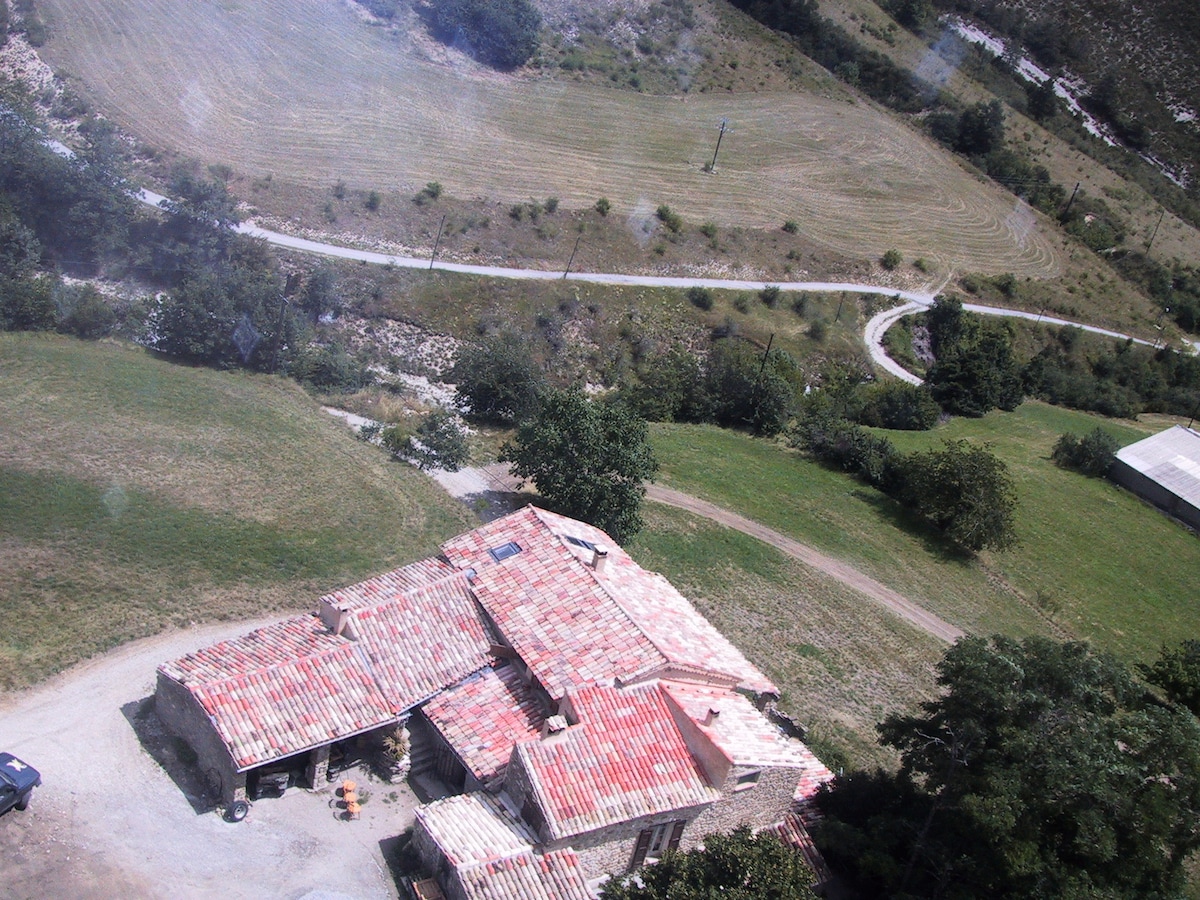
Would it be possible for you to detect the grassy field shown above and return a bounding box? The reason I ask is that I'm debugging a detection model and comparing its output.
[650,403,1200,665]
[0,333,474,688]
[34,0,1059,277]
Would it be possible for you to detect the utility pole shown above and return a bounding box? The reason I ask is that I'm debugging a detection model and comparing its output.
[707,118,728,173]
[1061,182,1080,219]
[563,234,582,279]
[1145,209,1165,253]
[429,214,446,271]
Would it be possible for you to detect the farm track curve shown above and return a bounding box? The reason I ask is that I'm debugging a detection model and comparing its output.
[37,0,1061,276]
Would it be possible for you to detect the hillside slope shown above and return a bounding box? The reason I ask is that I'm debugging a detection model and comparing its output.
[0,334,474,688]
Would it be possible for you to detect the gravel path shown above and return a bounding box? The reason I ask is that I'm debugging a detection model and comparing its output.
[0,617,416,900]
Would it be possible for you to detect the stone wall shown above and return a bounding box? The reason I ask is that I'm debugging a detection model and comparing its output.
[153,671,244,805]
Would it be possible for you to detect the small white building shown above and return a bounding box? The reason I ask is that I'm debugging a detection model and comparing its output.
[1110,425,1200,532]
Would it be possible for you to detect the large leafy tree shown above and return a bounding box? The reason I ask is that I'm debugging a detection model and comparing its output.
[925,295,1024,417]
[899,439,1018,552]
[501,388,657,543]
[1142,640,1200,718]
[451,333,545,426]
[816,636,1200,899]
[600,826,818,900]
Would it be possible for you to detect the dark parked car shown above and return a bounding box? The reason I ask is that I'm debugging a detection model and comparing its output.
[0,753,41,814]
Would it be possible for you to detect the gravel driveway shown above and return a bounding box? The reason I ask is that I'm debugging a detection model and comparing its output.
[0,618,419,900]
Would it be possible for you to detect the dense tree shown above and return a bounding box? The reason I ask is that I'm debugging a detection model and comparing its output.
[705,341,799,437]
[817,636,1200,899]
[899,439,1018,551]
[855,380,940,431]
[451,333,545,426]
[621,345,712,424]
[1142,640,1200,718]
[600,825,818,900]
[955,100,1006,157]
[430,0,542,70]
[925,296,1023,417]
[501,388,657,543]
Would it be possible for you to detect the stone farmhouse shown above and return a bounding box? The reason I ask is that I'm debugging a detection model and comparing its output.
[155,505,833,897]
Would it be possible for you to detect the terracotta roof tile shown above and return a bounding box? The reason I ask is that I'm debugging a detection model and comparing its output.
[422,666,546,787]
[446,506,775,698]
[765,813,833,885]
[456,848,591,900]
[348,573,492,711]
[660,682,810,768]
[417,793,538,868]
[514,682,719,840]
[319,556,457,610]
[161,615,396,769]
[158,571,491,770]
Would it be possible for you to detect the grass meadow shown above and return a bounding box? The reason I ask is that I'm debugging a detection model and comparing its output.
[649,404,1200,666]
[35,0,1059,277]
[0,333,474,689]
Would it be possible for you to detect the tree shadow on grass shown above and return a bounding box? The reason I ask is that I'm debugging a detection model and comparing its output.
[848,488,976,566]
[120,696,217,816]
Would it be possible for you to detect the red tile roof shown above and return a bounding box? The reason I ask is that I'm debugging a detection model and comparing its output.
[446,506,776,698]
[160,615,395,769]
[159,571,491,770]
[765,813,833,885]
[416,794,591,900]
[319,556,457,610]
[512,682,720,839]
[660,682,811,768]
[455,849,591,900]
[422,666,546,787]
[347,573,492,711]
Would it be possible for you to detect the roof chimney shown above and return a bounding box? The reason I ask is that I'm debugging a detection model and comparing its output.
[704,708,721,726]
[318,597,357,640]
[592,547,608,574]
[540,715,569,740]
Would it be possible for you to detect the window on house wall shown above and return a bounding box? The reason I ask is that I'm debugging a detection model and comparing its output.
[488,541,522,562]
[630,820,685,869]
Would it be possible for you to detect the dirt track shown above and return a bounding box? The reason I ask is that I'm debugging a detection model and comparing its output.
[0,617,415,900]
[646,485,964,643]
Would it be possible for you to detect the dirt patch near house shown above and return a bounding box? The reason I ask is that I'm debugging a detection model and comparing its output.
[0,618,418,900]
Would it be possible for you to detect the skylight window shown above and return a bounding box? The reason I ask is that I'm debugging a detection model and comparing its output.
[488,541,522,562]
[564,535,596,551]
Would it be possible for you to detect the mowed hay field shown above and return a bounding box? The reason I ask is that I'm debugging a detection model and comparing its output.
[0,334,474,689]
[37,0,1058,276]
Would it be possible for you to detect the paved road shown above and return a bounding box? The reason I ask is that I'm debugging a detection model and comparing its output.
[861,296,1164,385]
[139,188,1174,375]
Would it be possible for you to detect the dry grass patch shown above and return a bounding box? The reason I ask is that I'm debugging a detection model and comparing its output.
[38,0,1058,276]
[0,334,474,688]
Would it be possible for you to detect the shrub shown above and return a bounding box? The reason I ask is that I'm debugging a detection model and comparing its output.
[856,381,940,430]
[655,204,683,233]
[782,220,799,234]
[699,222,718,242]
[881,248,902,270]
[759,285,781,307]
[594,197,611,217]
[809,318,828,342]
[414,182,442,205]
[686,286,714,310]
[365,191,381,211]
[1051,427,1118,477]
[544,197,558,213]
[59,285,116,339]
[394,410,470,472]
